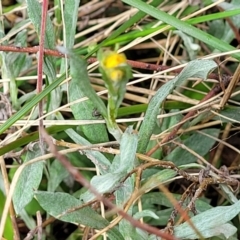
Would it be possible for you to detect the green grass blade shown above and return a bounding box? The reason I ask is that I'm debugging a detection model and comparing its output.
[104,9,240,46]
[0,73,66,134]
[85,0,164,58]
[122,0,240,61]
[0,125,72,156]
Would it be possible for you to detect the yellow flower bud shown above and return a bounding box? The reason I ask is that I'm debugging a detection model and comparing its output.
[109,69,124,82]
[102,52,127,69]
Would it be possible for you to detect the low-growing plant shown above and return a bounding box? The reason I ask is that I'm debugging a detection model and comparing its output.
[0,1,240,240]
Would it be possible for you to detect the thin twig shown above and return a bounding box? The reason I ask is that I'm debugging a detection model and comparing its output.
[0,156,20,240]
[42,129,178,240]
[146,74,232,156]
[36,211,42,240]
[0,45,231,81]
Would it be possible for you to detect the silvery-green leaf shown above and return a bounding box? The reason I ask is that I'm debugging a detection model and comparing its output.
[140,169,176,193]
[35,191,124,240]
[80,172,125,202]
[60,0,80,73]
[57,113,111,174]
[138,59,217,153]
[111,126,138,173]
[174,200,240,239]
[13,144,44,215]
[47,159,69,192]
[166,128,220,165]
[134,210,159,220]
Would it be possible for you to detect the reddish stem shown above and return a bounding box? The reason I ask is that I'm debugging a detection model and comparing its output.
[0,45,224,80]
[42,129,178,240]
[38,0,48,151]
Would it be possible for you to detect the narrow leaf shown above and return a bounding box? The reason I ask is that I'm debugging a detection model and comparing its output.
[69,59,109,143]
[70,54,107,117]
[26,0,61,113]
[81,172,125,203]
[134,210,159,220]
[140,169,177,193]
[122,0,240,60]
[13,144,44,215]
[137,59,217,153]
[26,0,56,80]
[174,200,240,239]
[47,159,69,192]
[35,191,124,240]
[0,73,66,134]
[81,127,138,202]
[111,126,138,173]
[57,113,111,174]
[166,128,220,165]
[60,0,80,72]
[63,0,80,49]
[113,127,138,239]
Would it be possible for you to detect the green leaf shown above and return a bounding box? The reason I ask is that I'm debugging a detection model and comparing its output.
[56,113,111,174]
[121,0,240,60]
[19,208,36,229]
[25,0,54,49]
[137,59,217,153]
[140,169,177,193]
[60,0,80,72]
[26,0,61,114]
[174,30,200,60]
[11,30,28,77]
[69,54,107,117]
[166,128,220,165]
[0,190,14,240]
[69,55,109,143]
[26,0,56,79]
[174,200,240,239]
[69,52,108,143]
[0,72,66,134]
[47,159,69,192]
[111,126,138,173]
[214,106,240,123]
[81,172,126,202]
[115,177,135,238]
[63,0,80,49]
[113,127,138,239]
[13,144,44,215]
[35,191,124,240]
[81,127,138,202]
[85,0,164,58]
[134,210,159,220]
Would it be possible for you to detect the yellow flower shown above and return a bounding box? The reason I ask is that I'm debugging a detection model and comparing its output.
[109,69,124,82]
[102,52,127,69]
[98,50,131,83]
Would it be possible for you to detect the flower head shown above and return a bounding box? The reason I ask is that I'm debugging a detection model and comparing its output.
[102,52,127,69]
[99,50,130,82]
